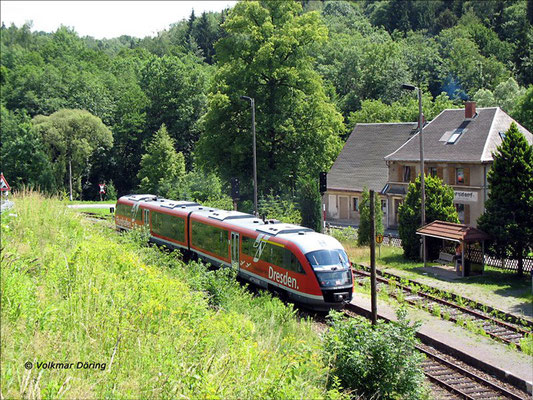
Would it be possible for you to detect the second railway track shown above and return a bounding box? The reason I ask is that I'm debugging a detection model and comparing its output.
[351,266,532,351]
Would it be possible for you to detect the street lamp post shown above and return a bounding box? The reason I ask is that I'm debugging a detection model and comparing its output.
[240,95,258,216]
[402,84,426,266]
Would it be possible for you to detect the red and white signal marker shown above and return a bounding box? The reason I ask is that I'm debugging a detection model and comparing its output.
[0,173,10,192]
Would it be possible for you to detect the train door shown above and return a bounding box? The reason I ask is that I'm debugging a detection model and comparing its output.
[143,208,150,229]
[231,232,240,270]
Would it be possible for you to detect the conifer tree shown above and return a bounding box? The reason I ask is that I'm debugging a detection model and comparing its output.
[137,124,185,196]
[478,123,533,277]
[358,187,384,246]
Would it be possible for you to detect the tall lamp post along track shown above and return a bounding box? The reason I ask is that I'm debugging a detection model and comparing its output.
[240,95,258,216]
[401,84,426,266]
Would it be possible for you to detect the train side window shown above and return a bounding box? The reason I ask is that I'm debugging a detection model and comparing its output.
[283,250,305,274]
[191,221,229,258]
[241,236,305,274]
[241,236,257,258]
[264,243,284,266]
[117,204,131,217]
[152,211,185,242]
[132,206,142,221]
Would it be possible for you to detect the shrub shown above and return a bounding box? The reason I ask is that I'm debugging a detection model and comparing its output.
[105,180,118,200]
[324,308,427,400]
[329,226,357,242]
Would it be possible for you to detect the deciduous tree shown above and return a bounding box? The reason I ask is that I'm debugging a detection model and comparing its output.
[196,1,343,198]
[32,109,113,200]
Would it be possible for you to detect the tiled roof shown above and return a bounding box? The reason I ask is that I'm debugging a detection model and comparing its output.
[385,108,533,163]
[327,123,417,192]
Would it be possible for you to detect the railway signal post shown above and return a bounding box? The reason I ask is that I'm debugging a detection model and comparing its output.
[319,172,327,233]
[231,177,240,211]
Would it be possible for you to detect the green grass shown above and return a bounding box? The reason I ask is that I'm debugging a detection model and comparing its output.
[1,191,343,399]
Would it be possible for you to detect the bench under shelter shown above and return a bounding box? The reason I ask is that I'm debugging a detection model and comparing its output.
[416,220,491,277]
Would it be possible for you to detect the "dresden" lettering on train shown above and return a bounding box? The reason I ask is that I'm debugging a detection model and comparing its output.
[268,266,299,289]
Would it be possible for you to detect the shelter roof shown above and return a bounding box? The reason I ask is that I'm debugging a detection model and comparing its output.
[416,220,490,242]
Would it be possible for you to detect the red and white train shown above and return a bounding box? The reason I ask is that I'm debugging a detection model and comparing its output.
[115,194,353,310]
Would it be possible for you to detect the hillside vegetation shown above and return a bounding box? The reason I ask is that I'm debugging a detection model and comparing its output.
[1,192,341,399]
[2,1,531,203]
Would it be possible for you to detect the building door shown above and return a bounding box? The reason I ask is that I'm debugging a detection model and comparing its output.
[339,196,349,219]
[231,232,240,270]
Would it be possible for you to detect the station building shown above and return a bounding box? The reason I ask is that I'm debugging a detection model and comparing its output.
[326,102,533,229]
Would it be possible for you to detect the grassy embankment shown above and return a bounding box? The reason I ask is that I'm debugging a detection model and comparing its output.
[1,192,343,399]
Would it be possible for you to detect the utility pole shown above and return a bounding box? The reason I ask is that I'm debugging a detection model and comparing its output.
[402,84,426,266]
[240,96,258,216]
[370,190,377,325]
[418,87,427,267]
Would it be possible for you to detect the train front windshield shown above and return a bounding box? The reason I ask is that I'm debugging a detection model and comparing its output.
[306,249,352,288]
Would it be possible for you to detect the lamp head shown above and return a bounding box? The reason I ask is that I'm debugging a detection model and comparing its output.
[401,84,416,91]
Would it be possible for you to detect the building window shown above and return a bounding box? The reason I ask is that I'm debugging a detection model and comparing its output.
[428,167,438,177]
[456,203,465,223]
[403,166,411,182]
[456,168,465,184]
[381,200,387,213]
[353,197,359,212]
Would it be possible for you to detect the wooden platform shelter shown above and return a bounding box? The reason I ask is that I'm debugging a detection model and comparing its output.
[417,221,491,277]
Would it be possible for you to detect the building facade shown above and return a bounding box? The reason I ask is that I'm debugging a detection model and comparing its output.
[326,103,533,229]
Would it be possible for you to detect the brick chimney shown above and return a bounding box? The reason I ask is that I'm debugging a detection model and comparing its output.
[465,101,476,119]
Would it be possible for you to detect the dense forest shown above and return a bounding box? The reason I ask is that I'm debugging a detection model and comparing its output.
[1,0,532,205]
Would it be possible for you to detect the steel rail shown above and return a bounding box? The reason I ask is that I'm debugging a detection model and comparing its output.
[355,263,533,329]
[343,304,526,400]
[351,267,528,350]
[417,346,525,400]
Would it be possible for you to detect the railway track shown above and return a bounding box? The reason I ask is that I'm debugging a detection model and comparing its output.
[418,344,525,399]
[351,266,531,351]
[342,304,529,400]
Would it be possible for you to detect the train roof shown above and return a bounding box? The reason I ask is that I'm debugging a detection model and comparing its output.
[117,195,345,254]
[121,194,199,209]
